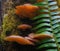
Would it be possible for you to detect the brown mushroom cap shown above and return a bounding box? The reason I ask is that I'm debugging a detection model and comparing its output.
[15,3,39,18]
[37,0,44,2]
[17,24,32,30]
[24,36,39,42]
[4,35,34,45]
[28,33,53,40]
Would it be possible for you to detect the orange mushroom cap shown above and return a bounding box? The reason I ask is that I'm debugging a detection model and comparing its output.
[4,35,34,45]
[37,0,44,2]
[4,34,53,45]
[17,24,32,30]
[15,3,39,18]
[25,36,39,42]
[28,33,53,40]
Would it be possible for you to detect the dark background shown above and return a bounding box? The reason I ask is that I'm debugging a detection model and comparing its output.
[0,0,2,26]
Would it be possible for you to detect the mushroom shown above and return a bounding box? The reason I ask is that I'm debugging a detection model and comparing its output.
[28,33,53,40]
[4,35,34,45]
[17,24,32,30]
[37,0,44,2]
[15,3,39,18]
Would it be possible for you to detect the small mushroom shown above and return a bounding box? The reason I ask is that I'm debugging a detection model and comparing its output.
[17,24,32,30]
[15,3,39,18]
[4,35,34,45]
[37,0,44,2]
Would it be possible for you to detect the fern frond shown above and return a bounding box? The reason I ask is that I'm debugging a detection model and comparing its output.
[32,0,60,51]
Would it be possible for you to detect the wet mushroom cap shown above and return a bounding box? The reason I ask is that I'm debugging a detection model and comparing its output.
[4,35,34,45]
[28,33,53,40]
[17,24,32,30]
[37,0,44,2]
[15,3,39,18]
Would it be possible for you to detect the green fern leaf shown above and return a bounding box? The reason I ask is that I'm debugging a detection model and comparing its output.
[32,0,60,51]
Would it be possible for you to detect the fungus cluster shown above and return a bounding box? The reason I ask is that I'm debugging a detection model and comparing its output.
[4,3,53,45]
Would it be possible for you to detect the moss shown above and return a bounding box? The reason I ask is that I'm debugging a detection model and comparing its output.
[1,9,21,39]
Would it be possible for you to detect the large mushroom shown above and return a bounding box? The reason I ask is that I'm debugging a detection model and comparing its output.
[15,3,39,18]
[4,35,34,45]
